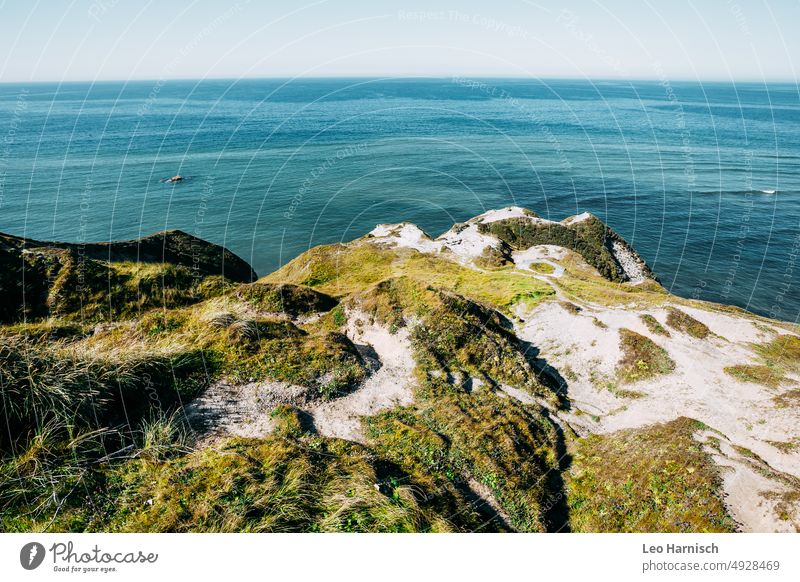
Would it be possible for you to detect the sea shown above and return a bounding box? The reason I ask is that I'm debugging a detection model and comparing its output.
[0,78,798,320]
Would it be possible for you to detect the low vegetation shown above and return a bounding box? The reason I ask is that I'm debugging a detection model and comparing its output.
[354,277,561,406]
[101,434,460,533]
[755,334,800,372]
[478,214,654,283]
[559,301,582,315]
[2,420,465,532]
[773,389,800,408]
[665,307,711,339]
[354,277,569,532]
[526,262,555,275]
[566,418,736,532]
[616,328,676,384]
[264,243,554,314]
[553,251,667,308]
[640,313,670,337]
[233,282,337,316]
[724,365,785,389]
[1,212,792,534]
[724,335,800,388]
[0,230,254,324]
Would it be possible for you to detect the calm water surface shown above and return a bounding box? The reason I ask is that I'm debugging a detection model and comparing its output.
[0,78,798,319]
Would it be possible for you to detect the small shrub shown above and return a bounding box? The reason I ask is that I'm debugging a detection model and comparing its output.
[270,405,307,437]
[617,328,675,384]
[755,335,800,372]
[774,388,800,408]
[527,262,555,275]
[665,308,710,339]
[136,411,190,461]
[233,283,337,316]
[640,313,670,337]
[724,365,785,388]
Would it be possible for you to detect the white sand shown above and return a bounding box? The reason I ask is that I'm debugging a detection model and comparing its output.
[512,245,567,277]
[698,431,799,532]
[436,222,505,264]
[369,217,511,267]
[184,380,309,443]
[468,206,532,224]
[308,311,416,442]
[369,222,439,254]
[514,295,800,531]
[562,211,593,225]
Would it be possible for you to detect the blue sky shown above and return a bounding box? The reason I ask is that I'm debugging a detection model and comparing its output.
[0,0,798,82]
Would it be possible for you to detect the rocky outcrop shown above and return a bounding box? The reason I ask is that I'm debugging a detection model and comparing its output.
[0,230,257,323]
[366,206,657,284]
[474,209,657,283]
[0,229,256,282]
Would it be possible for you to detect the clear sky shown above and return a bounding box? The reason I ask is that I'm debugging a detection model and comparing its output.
[0,0,798,82]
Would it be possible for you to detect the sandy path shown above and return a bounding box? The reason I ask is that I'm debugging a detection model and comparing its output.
[184,380,309,443]
[513,297,800,531]
[307,312,416,442]
[185,311,416,444]
[513,245,567,278]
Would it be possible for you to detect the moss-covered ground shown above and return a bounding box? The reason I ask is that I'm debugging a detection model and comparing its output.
[566,418,736,532]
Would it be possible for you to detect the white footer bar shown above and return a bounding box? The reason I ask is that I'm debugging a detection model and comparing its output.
[1,533,797,581]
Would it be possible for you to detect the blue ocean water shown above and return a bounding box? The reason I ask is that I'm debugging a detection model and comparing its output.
[0,78,798,320]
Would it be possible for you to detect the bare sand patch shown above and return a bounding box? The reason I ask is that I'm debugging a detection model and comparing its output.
[307,312,416,442]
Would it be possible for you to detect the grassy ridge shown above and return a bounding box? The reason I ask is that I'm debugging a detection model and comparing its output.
[354,277,568,531]
[263,243,554,313]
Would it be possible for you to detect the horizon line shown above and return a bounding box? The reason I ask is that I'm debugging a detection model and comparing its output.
[1,74,799,86]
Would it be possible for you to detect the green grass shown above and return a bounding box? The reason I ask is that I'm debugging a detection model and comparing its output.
[640,313,670,337]
[553,253,667,308]
[722,334,800,389]
[1,431,463,533]
[566,417,736,532]
[352,276,567,531]
[47,257,230,322]
[0,258,569,532]
[478,215,629,281]
[665,307,711,339]
[355,277,561,406]
[97,436,458,533]
[4,223,795,534]
[0,337,209,453]
[232,283,337,316]
[723,365,785,389]
[365,383,563,532]
[754,334,800,372]
[80,296,368,400]
[616,328,676,384]
[263,243,554,313]
[527,262,555,275]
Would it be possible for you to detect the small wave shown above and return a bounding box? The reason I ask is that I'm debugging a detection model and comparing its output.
[699,189,778,196]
